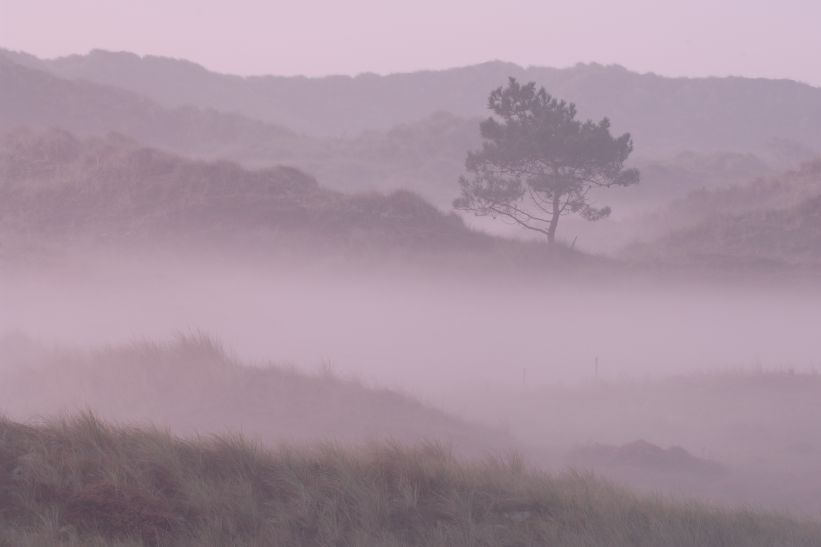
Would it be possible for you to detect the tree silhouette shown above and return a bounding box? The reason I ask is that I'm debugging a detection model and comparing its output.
[455,78,639,244]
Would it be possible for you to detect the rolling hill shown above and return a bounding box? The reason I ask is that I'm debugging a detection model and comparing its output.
[0,55,296,158]
[4,50,820,257]
[0,128,483,253]
[6,48,821,160]
[0,334,506,454]
[0,55,480,207]
[626,161,821,265]
[460,368,821,516]
[0,52,798,218]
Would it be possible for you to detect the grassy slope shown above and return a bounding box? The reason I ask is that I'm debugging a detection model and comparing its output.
[468,370,821,516]
[0,128,485,253]
[0,335,506,456]
[1,415,820,547]
[0,127,596,270]
[648,198,821,266]
[626,161,821,265]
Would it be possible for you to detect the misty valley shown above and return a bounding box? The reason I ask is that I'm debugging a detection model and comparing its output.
[2,31,821,547]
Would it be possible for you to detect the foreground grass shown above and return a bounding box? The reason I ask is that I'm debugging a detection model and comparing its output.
[0,415,819,547]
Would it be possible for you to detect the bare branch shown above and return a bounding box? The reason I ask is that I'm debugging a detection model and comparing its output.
[486,205,552,237]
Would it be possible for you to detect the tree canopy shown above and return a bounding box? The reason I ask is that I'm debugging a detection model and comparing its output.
[455,78,640,244]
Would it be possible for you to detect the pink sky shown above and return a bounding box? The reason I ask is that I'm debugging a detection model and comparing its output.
[1,0,819,84]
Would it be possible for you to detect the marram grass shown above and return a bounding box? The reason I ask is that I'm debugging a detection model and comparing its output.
[0,414,819,547]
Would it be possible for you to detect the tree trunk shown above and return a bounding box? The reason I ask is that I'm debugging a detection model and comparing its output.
[547,194,561,244]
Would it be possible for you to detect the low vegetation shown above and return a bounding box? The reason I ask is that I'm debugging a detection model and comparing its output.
[473,369,821,516]
[626,161,821,266]
[1,414,820,547]
[0,128,486,253]
[0,334,506,455]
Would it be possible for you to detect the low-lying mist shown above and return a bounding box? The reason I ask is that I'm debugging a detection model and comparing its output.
[4,252,820,402]
[4,251,821,517]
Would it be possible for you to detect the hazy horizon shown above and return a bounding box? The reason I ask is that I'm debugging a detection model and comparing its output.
[4,2,821,541]
[2,0,821,85]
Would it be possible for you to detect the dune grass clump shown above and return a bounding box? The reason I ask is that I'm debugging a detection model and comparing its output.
[0,414,819,547]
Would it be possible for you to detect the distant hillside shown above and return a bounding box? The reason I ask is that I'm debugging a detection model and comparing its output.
[0,128,482,252]
[464,369,821,515]
[667,160,821,220]
[0,53,791,219]
[626,161,821,265]
[7,48,821,159]
[232,111,483,205]
[635,151,773,201]
[0,56,481,208]
[0,334,505,454]
[634,198,821,266]
[236,117,773,212]
[5,51,817,254]
[0,55,296,158]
